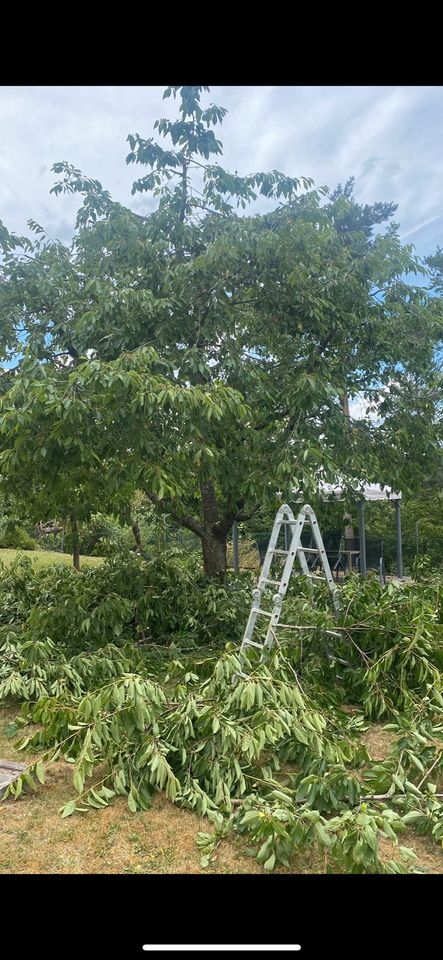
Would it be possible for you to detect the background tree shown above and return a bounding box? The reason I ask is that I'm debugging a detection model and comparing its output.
[1,86,442,577]
[0,357,138,569]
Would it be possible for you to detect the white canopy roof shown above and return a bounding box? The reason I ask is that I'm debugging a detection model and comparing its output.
[292,482,402,502]
[320,482,401,501]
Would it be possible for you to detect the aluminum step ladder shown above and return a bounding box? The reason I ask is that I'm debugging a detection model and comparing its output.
[234,503,340,681]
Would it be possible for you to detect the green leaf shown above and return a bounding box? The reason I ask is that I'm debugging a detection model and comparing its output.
[35,761,45,785]
[73,770,84,793]
[405,780,422,798]
[392,774,405,792]
[314,822,332,849]
[402,811,424,824]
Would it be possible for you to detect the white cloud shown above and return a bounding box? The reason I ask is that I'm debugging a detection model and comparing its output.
[1,85,442,255]
[348,395,371,420]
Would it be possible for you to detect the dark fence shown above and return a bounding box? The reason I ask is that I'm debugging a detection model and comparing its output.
[229,524,443,577]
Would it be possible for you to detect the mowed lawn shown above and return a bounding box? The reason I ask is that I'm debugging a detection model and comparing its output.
[0,548,103,570]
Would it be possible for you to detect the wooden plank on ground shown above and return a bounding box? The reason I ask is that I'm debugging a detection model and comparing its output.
[0,759,26,798]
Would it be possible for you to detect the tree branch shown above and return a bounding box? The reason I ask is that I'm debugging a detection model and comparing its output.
[146,492,203,538]
[213,500,260,538]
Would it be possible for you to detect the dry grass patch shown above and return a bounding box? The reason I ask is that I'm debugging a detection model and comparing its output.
[360,723,397,761]
[379,832,443,874]
[359,721,443,873]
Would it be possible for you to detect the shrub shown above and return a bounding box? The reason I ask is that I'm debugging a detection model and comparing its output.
[0,549,253,653]
[36,532,64,552]
[65,513,132,558]
[0,524,36,550]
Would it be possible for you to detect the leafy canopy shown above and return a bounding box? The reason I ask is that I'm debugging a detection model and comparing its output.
[0,86,442,562]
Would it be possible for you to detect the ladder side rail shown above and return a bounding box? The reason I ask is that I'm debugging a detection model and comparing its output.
[297,510,316,582]
[244,507,298,658]
[240,589,262,652]
[262,513,306,649]
[274,512,305,595]
[258,505,295,586]
[240,509,289,663]
[304,505,340,613]
[263,595,284,651]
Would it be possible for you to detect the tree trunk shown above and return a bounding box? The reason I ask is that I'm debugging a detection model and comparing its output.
[132,521,143,554]
[200,479,227,579]
[146,481,241,580]
[71,512,80,571]
[201,532,227,579]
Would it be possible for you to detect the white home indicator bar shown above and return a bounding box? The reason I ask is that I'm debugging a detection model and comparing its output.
[142,947,301,953]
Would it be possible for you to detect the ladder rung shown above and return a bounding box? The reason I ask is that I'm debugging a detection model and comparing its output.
[255,608,274,618]
[259,578,281,586]
[277,519,312,525]
[271,549,289,556]
[299,547,319,554]
[243,639,264,649]
[309,575,327,582]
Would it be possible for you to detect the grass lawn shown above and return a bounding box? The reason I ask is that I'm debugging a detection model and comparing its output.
[1,702,442,874]
[0,548,103,571]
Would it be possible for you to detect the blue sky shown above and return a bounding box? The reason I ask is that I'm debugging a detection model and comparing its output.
[1,85,442,258]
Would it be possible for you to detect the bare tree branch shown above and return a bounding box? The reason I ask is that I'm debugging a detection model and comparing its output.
[146,492,203,538]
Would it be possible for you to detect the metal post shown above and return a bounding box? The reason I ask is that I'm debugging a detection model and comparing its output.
[232,521,240,574]
[395,499,403,578]
[357,499,367,578]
